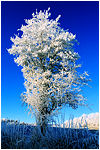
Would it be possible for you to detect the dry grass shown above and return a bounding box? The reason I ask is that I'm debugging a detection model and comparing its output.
[1,119,99,149]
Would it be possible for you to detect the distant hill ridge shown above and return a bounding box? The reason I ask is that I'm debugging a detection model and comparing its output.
[1,112,99,130]
[62,112,99,130]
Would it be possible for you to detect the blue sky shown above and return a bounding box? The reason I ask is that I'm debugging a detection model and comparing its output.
[1,1,99,123]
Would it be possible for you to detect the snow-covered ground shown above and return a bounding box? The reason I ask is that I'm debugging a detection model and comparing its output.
[62,112,99,129]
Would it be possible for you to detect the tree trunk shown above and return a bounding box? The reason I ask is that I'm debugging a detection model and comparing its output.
[40,117,47,136]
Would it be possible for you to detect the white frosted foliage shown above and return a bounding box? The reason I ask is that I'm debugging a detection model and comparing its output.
[8,8,90,127]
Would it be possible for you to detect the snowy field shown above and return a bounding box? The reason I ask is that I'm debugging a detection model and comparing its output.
[1,118,99,149]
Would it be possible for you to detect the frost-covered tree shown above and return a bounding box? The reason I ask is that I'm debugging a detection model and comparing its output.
[8,8,90,135]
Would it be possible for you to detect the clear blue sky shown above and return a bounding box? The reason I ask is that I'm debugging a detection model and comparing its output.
[1,1,99,124]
